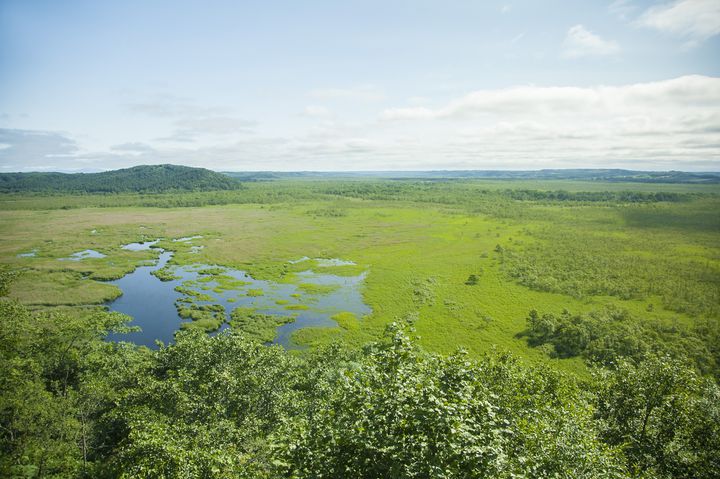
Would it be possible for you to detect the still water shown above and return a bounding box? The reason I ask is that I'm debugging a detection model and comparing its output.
[106,250,370,348]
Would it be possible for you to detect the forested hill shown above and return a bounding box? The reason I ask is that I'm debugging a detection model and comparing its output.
[0,164,242,193]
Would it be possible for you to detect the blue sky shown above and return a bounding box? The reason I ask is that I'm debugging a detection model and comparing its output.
[1,0,719,171]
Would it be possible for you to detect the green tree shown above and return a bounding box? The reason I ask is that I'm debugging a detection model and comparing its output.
[595,356,720,478]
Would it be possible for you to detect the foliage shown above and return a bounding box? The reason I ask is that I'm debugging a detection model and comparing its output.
[228,307,294,343]
[0,164,242,194]
[0,300,134,477]
[524,307,719,378]
[504,189,688,203]
[594,356,720,478]
[95,330,300,478]
[177,303,225,332]
[151,267,180,281]
[1,292,718,478]
[501,214,720,317]
[282,323,626,478]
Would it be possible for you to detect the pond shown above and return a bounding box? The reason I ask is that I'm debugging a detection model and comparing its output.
[121,240,159,251]
[106,250,370,349]
[59,249,107,261]
[173,235,203,242]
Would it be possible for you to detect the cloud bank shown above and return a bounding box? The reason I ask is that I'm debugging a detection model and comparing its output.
[639,0,720,43]
[1,76,719,172]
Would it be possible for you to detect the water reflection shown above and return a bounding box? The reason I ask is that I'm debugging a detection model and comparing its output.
[107,251,369,349]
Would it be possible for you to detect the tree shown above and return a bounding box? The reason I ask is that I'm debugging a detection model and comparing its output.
[595,356,720,478]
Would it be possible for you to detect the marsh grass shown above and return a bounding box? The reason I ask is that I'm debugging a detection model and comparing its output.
[2,179,717,376]
[229,307,294,343]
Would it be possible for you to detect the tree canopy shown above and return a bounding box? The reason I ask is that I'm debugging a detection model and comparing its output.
[0,165,242,194]
[1,291,718,478]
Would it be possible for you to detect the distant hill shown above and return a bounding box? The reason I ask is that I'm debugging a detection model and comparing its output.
[0,165,242,193]
[223,169,720,184]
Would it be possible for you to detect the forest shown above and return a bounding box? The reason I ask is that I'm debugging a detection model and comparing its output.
[0,165,242,194]
[1,174,719,478]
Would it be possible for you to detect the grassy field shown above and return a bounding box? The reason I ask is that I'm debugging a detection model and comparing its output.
[1,179,718,376]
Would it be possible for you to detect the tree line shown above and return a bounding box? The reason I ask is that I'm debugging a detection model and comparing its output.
[0,165,242,194]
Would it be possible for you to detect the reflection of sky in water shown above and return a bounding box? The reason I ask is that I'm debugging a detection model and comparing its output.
[59,249,106,261]
[315,258,356,266]
[173,235,203,242]
[121,240,159,251]
[288,257,356,267]
[107,251,370,349]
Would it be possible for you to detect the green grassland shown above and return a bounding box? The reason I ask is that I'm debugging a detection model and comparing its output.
[1,179,718,376]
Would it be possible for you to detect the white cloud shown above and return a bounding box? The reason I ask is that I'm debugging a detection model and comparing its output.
[382,75,720,120]
[638,0,720,42]
[376,76,720,170]
[562,25,620,58]
[4,77,719,172]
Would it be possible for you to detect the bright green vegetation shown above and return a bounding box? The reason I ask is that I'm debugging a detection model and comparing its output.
[246,288,264,297]
[1,291,718,478]
[228,306,294,343]
[0,164,241,193]
[296,282,340,295]
[173,286,214,302]
[1,179,718,375]
[284,303,309,311]
[331,311,360,330]
[7,269,122,307]
[525,307,720,379]
[177,303,226,332]
[151,266,180,281]
[500,202,720,317]
[213,275,252,290]
[284,257,365,276]
[293,311,367,347]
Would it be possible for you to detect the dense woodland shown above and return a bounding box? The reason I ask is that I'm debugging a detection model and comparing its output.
[1,179,715,211]
[0,165,242,194]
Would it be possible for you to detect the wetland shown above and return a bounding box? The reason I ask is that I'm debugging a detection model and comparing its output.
[106,242,370,347]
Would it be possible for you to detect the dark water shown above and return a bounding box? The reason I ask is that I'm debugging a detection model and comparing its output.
[106,252,370,348]
[106,251,182,347]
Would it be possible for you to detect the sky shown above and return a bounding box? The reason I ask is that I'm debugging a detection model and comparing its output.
[0,0,719,172]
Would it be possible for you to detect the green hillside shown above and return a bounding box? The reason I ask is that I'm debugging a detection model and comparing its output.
[0,164,242,193]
